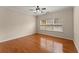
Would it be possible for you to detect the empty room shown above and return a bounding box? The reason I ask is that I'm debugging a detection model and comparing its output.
[0,6,79,53]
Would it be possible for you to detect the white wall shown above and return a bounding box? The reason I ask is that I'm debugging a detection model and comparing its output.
[37,8,73,40]
[0,7,36,42]
[74,7,79,52]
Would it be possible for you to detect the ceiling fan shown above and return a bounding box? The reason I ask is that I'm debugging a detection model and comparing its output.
[29,6,47,15]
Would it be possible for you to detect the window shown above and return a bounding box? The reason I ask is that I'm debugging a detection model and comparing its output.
[40,18,63,32]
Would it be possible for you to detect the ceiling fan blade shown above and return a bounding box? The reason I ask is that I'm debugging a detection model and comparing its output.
[42,8,46,10]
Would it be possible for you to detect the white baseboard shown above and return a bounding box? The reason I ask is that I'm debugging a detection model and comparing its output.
[73,40,79,53]
[38,32,72,40]
[0,33,35,42]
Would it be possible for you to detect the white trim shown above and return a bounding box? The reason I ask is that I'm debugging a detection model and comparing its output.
[0,33,35,43]
[38,32,72,40]
[73,40,79,53]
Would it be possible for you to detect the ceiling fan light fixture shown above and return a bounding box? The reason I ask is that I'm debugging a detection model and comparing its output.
[30,6,47,15]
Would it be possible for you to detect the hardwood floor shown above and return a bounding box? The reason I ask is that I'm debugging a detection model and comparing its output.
[0,33,77,53]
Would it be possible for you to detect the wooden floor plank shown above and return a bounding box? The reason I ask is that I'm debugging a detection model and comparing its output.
[0,33,77,53]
